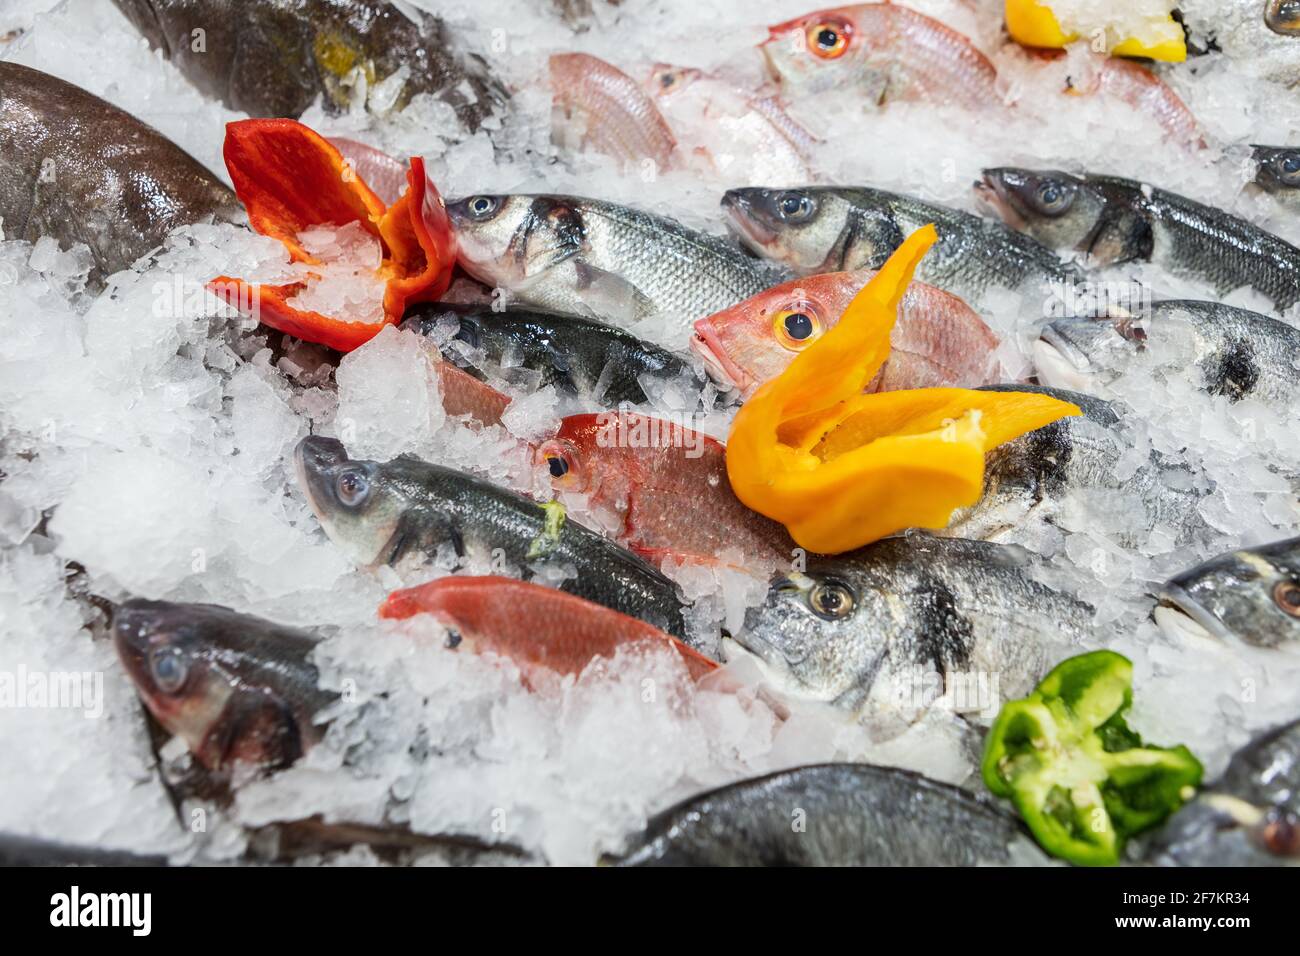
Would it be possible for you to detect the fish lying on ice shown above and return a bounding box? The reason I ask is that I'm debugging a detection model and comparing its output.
[0,62,240,288]
[549,53,677,170]
[691,269,1001,398]
[294,436,691,641]
[722,185,1079,310]
[1034,301,1300,403]
[1155,536,1300,651]
[978,167,1300,312]
[445,193,790,335]
[1252,145,1300,211]
[110,0,506,130]
[610,763,1047,865]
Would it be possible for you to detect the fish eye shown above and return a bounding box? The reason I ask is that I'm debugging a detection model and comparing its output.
[335,469,371,508]
[466,196,499,220]
[1275,153,1300,184]
[809,580,855,619]
[1258,808,1300,857]
[149,646,189,695]
[775,191,814,222]
[772,306,822,350]
[1034,180,1075,215]
[535,439,585,491]
[806,17,851,59]
[1266,0,1300,36]
[1273,580,1300,617]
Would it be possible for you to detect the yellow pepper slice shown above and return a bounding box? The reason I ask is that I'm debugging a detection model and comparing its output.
[725,224,1080,555]
[1005,0,1187,63]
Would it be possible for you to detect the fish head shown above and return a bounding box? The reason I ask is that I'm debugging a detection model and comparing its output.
[539,412,652,515]
[1156,538,1300,650]
[447,193,584,287]
[692,273,857,394]
[537,415,604,496]
[1034,315,1148,391]
[645,63,703,99]
[977,168,1104,252]
[723,187,857,272]
[295,435,409,567]
[1267,0,1300,36]
[1252,145,1300,195]
[760,6,865,95]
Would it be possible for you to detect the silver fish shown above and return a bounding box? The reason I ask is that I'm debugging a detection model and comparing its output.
[978,168,1300,312]
[1035,300,1300,403]
[445,193,789,336]
[611,763,1046,866]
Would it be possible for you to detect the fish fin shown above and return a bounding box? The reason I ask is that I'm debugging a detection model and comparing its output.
[572,260,655,319]
[1083,207,1152,266]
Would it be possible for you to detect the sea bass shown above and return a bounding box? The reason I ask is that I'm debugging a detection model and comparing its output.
[1147,718,1300,866]
[110,0,506,130]
[112,599,335,772]
[445,193,789,336]
[405,303,697,407]
[1253,145,1300,211]
[1035,301,1300,404]
[611,763,1046,865]
[549,53,677,170]
[691,269,1001,397]
[978,168,1300,311]
[1155,536,1300,650]
[0,63,240,288]
[294,436,690,640]
[536,412,795,569]
[723,186,1079,309]
[734,533,1094,717]
[760,3,1000,109]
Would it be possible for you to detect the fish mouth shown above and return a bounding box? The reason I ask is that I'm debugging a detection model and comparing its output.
[973,174,1025,230]
[294,435,348,524]
[1032,327,1093,391]
[690,318,751,393]
[721,191,777,252]
[1153,584,1232,644]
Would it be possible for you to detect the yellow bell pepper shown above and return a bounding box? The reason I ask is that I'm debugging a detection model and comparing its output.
[1005,0,1187,63]
[725,224,1080,555]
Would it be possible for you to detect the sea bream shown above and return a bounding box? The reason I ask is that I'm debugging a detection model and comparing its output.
[1146,718,1300,866]
[722,186,1079,310]
[549,53,677,171]
[1034,301,1300,404]
[691,269,1001,398]
[759,3,1000,110]
[445,193,790,336]
[294,436,690,640]
[0,62,240,288]
[1155,536,1300,651]
[110,0,506,131]
[733,533,1096,719]
[611,763,1047,866]
[1253,145,1300,211]
[404,303,698,407]
[112,599,336,772]
[978,168,1300,312]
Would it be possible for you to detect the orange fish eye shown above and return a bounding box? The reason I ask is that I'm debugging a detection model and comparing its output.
[535,439,585,490]
[806,18,852,59]
[772,306,822,350]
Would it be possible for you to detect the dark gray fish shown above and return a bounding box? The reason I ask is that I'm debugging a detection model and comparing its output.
[721,185,1079,309]
[947,385,1212,549]
[0,62,239,288]
[611,763,1046,865]
[444,193,789,335]
[978,167,1300,311]
[1035,300,1300,403]
[403,303,698,406]
[111,0,506,131]
[734,533,1094,717]
[294,436,689,641]
[1253,145,1300,210]
[1148,719,1300,866]
[112,599,337,772]
[0,832,170,867]
[1155,536,1300,650]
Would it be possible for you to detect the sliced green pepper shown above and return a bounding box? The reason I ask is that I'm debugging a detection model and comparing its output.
[981,650,1203,866]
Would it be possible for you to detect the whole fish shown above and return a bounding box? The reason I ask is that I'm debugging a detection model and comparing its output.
[1253,145,1300,211]
[1155,537,1300,650]
[978,168,1300,312]
[722,186,1079,309]
[404,303,697,406]
[1035,300,1300,403]
[537,412,795,569]
[549,53,676,170]
[1179,0,1300,88]
[445,193,790,335]
[945,385,1212,549]
[110,0,506,130]
[692,269,1000,397]
[294,436,690,640]
[734,533,1094,716]
[380,575,718,680]
[112,599,336,772]
[760,3,1000,109]
[1147,719,1300,866]
[610,763,1045,866]
[0,62,239,288]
